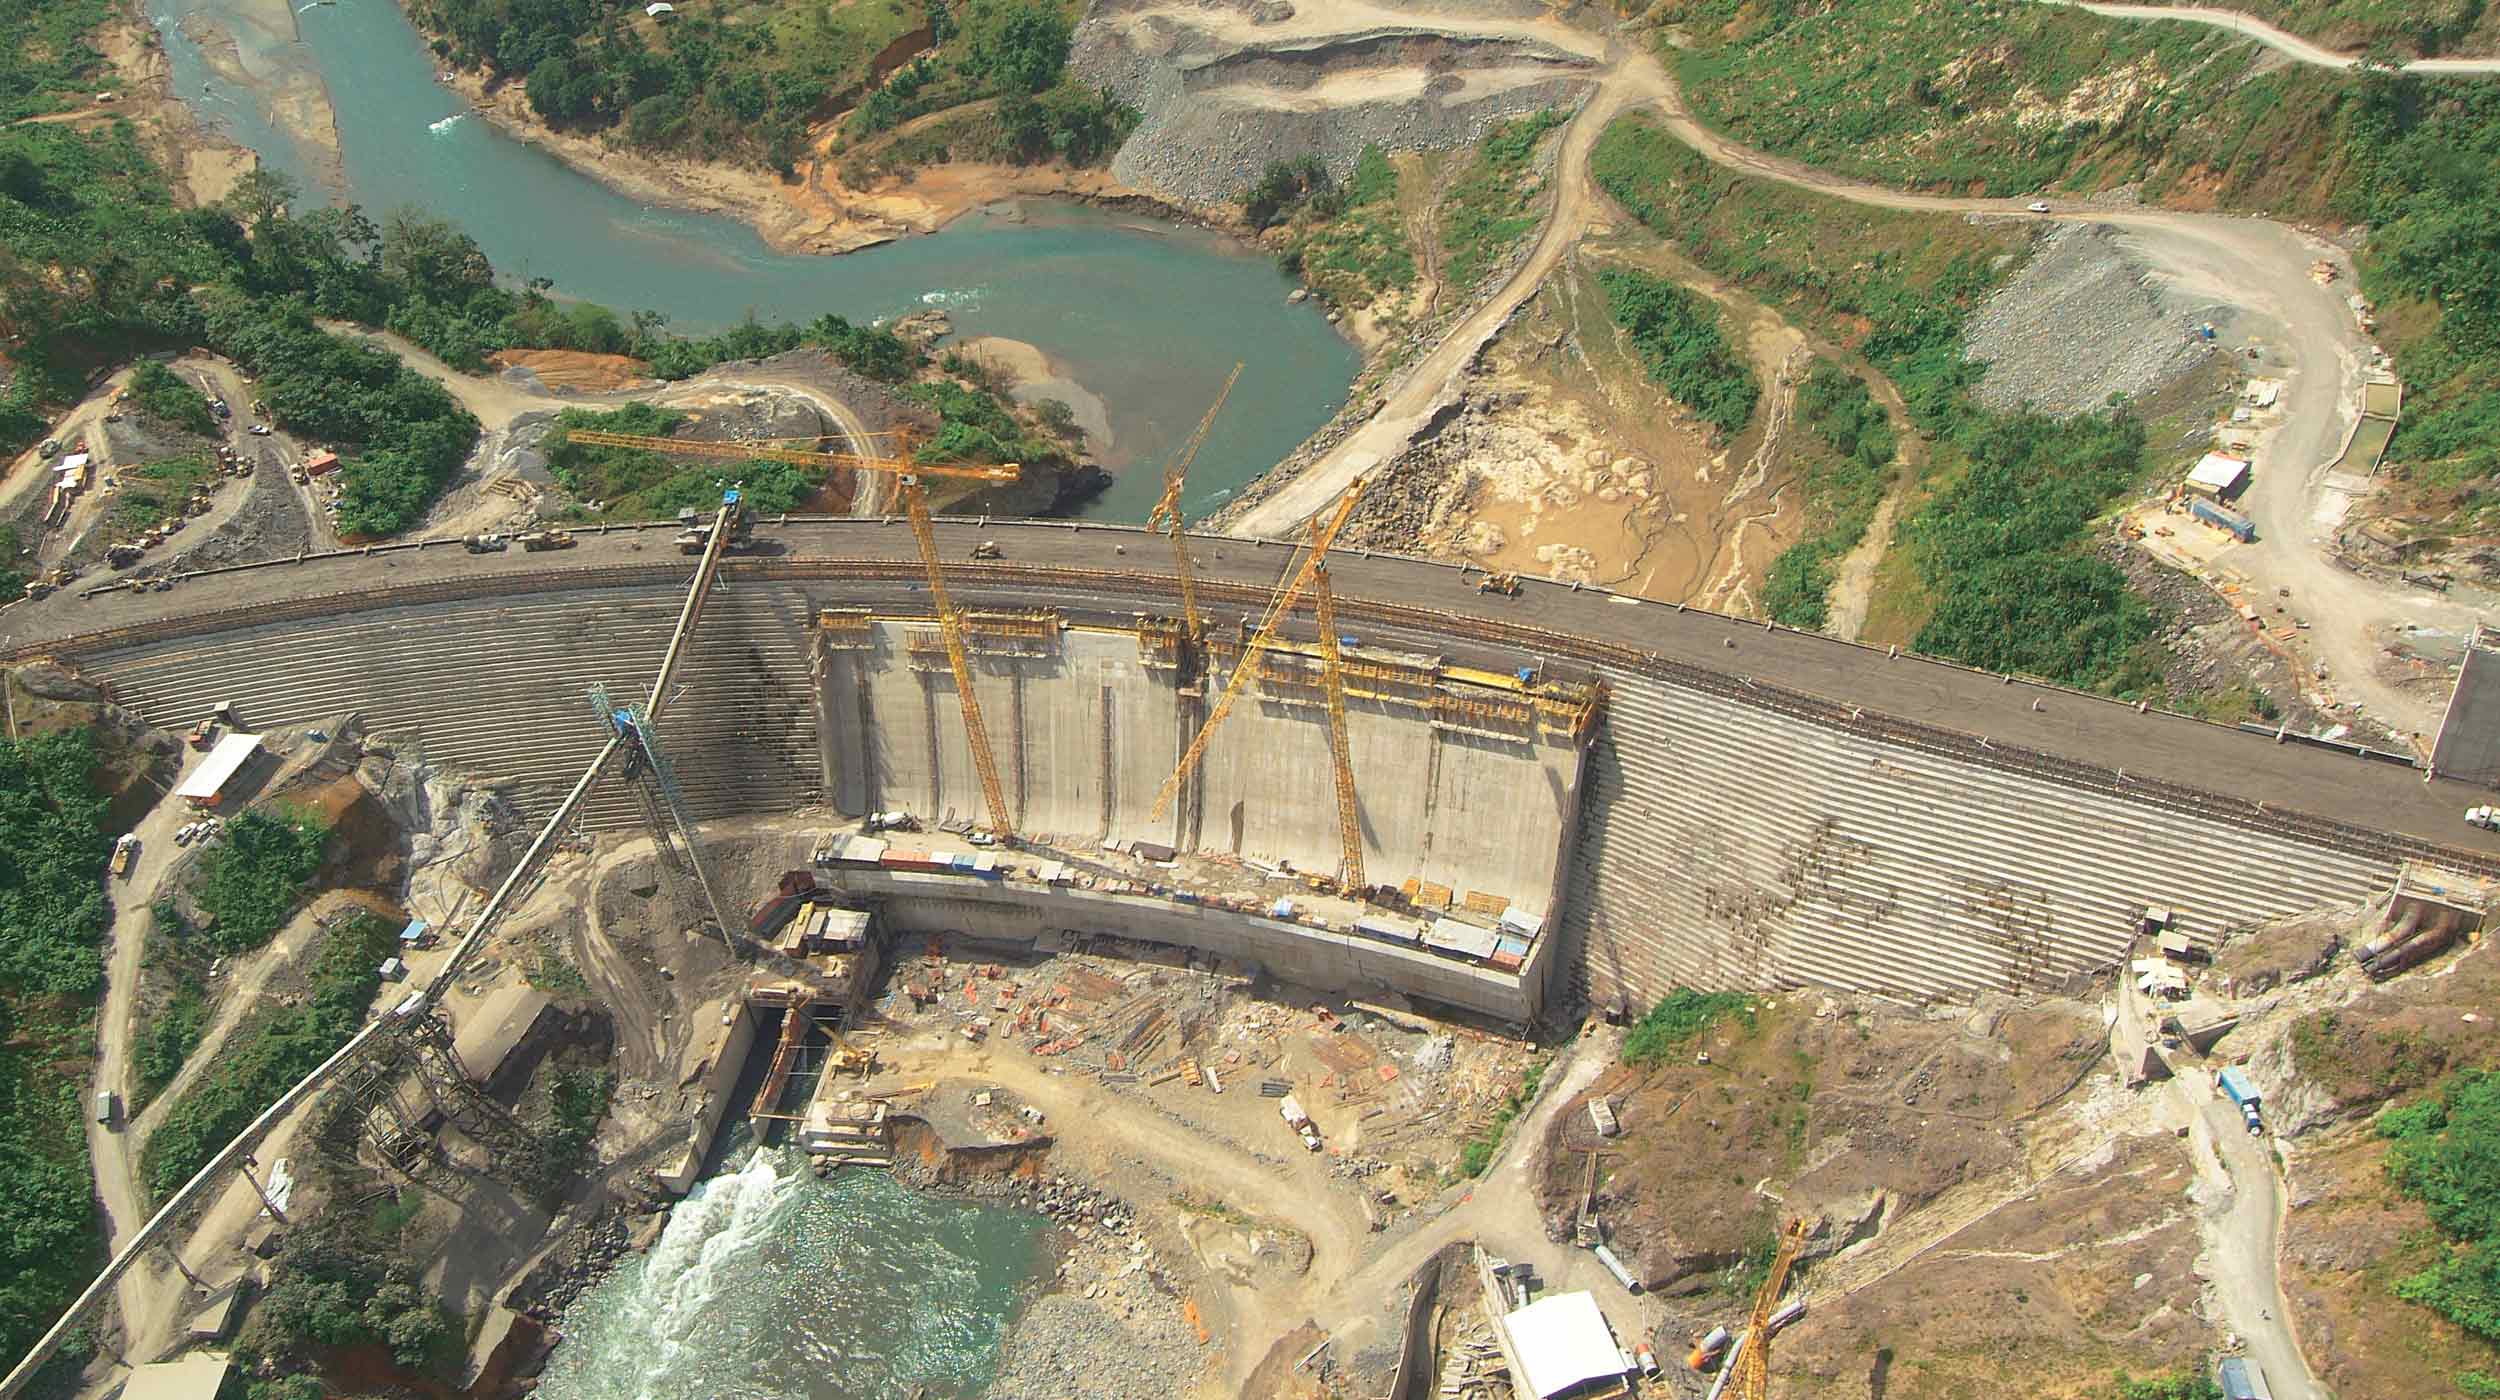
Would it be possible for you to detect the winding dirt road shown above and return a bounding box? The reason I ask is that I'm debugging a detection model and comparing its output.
[2044,1,2500,72]
[1227,5,2481,732]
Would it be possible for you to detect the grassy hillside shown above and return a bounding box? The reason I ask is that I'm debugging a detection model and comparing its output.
[1659,0,2500,540]
[2215,0,2500,56]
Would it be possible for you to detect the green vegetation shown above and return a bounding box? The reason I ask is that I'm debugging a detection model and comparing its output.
[0,0,114,121]
[1650,3,2500,540]
[2219,0,2500,56]
[1592,114,2167,689]
[192,808,330,955]
[1275,148,1415,310]
[1596,266,1757,437]
[0,128,915,533]
[1245,155,1333,231]
[525,951,591,996]
[126,361,217,436]
[133,977,207,1113]
[1590,115,2014,436]
[2379,1069,2500,1342]
[1439,110,1565,291]
[0,729,111,1368]
[102,455,215,544]
[528,1067,613,1199]
[0,728,111,995]
[1458,1058,1547,1178]
[547,403,822,517]
[2106,1371,2223,1400]
[1664,0,2264,199]
[416,0,1119,179]
[252,1232,451,1368]
[1623,987,1754,1065]
[910,371,1072,467]
[1904,411,2162,691]
[143,911,399,1199]
[1763,365,1898,629]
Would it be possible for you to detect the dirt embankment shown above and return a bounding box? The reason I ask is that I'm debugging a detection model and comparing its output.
[1539,993,2214,1396]
[2187,917,2500,1400]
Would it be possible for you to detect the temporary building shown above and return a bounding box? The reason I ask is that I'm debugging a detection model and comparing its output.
[2187,453,2250,499]
[121,1354,233,1400]
[174,731,261,807]
[1426,916,1500,962]
[302,449,340,477]
[1501,1291,1629,1399]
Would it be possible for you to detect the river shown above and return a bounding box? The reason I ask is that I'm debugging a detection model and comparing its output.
[139,0,1363,520]
[533,1150,1049,1400]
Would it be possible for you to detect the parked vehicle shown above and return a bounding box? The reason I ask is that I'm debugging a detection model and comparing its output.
[2026,200,2052,213]
[248,423,272,436]
[95,1091,119,1128]
[518,529,576,551]
[2190,497,2257,543]
[463,533,509,553]
[2218,1066,2264,1134]
[109,833,139,879]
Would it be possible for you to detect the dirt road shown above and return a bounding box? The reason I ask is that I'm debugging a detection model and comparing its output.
[85,752,208,1371]
[2042,1,2500,72]
[2179,1077,2319,1400]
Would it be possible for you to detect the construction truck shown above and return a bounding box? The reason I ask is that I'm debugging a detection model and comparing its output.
[109,833,139,879]
[674,491,757,555]
[1476,571,1521,596]
[187,716,218,749]
[970,540,1002,560]
[518,529,576,551]
[463,533,509,553]
[106,543,144,569]
[2218,1066,2265,1135]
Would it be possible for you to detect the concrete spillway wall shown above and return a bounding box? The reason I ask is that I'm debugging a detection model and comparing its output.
[824,620,1584,917]
[73,571,2401,1013]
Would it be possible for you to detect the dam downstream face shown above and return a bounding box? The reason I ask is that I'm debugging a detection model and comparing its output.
[535,1150,1046,1400]
[141,0,1362,521]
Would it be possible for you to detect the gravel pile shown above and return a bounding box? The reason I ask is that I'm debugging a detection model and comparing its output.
[1072,23,1593,205]
[160,445,314,572]
[1963,222,2232,416]
[983,1294,1202,1400]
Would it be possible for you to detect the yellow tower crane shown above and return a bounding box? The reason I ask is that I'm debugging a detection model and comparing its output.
[1308,553,1363,890]
[560,427,1024,840]
[1144,362,1243,642]
[1730,1216,1812,1400]
[1148,477,1368,834]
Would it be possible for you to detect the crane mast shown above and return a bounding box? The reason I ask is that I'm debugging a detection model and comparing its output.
[1146,362,1243,642]
[556,423,1022,838]
[1729,1216,1811,1400]
[1309,557,1363,890]
[1148,476,1367,824]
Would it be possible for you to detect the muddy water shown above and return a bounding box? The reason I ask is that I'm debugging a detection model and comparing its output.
[139,0,1362,520]
[535,1149,1047,1400]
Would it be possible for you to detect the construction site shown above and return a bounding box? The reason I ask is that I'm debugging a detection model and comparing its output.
[7,393,2500,1400]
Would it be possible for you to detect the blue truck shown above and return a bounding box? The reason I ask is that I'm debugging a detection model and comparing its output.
[2192,497,2257,543]
[2218,1066,2264,1135]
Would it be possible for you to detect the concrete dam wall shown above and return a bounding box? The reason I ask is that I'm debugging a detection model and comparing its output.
[71,561,2408,1012]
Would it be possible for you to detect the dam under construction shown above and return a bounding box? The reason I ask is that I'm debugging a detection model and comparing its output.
[11,515,2492,1019]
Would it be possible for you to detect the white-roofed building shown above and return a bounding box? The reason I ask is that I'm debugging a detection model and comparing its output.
[2186,453,2249,500]
[1500,1291,1630,1399]
[174,731,261,808]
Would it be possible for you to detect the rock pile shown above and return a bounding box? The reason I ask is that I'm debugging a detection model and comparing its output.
[1964,222,2231,416]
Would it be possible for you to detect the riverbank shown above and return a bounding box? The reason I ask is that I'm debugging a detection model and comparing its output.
[431,61,1204,261]
[78,2,262,208]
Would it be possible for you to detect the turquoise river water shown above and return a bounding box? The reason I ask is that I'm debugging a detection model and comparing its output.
[139,0,1363,519]
[532,1150,1048,1400]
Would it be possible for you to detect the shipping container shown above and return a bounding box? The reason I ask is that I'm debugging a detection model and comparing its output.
[2191,497,2257,542]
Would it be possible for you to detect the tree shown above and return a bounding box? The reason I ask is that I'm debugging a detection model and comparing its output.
[380,209,495,304]
[223,167,299,232]
[958,0,1071,94]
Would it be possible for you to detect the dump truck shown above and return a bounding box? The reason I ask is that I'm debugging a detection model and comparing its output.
[518,529,576,551]
[2218,1066,2264,1134]
[109,833,139,879]
[1476,571,1520,595]
[970,540,1002,560]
